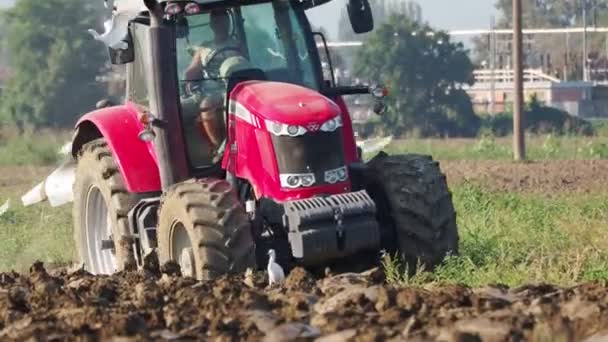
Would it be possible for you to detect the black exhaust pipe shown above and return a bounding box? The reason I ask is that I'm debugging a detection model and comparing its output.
[144,0,189,190]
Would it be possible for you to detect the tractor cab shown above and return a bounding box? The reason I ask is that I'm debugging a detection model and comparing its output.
[108,0,377,173]
[171,2,326,167]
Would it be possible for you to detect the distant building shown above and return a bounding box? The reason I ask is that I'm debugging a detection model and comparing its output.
[463,68,608,118]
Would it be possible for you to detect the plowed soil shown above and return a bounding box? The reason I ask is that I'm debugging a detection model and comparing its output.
[1,259,607,341]
[442,160,608,195]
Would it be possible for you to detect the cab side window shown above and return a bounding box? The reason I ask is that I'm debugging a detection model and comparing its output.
[127,23,151,108]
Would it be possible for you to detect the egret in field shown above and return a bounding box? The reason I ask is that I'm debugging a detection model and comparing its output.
[267,249,285,287]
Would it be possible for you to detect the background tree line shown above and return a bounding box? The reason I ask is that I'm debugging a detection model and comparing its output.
[0,0,596,137]
[347,0,598,137]
[0,0,107,128]
[340,0,480,137]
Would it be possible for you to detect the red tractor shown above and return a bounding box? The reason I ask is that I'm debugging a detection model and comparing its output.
[70,0,458,279]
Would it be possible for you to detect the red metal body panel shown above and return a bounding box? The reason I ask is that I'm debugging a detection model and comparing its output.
[234,81,341,125]
[74,102,162,193]
[75,83,358,200]
[222,81,354,202]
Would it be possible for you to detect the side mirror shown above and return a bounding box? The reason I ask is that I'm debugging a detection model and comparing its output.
[108,32,134,65]
[347,0,374,34]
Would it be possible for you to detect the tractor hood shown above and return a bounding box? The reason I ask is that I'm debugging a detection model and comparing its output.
[230,81,341,126]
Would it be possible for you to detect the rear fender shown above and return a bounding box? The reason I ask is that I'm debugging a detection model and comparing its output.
[71,103,161,193]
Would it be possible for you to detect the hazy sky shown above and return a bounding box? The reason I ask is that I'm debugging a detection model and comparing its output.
[0,0,500,38]
[307,0,500,39]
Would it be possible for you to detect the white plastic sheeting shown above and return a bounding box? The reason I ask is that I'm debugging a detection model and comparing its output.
[356,136,393,155]
[21,142,76,208]
[0,200,10,217]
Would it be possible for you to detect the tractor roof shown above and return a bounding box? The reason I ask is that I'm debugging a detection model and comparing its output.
[114,0,332,14]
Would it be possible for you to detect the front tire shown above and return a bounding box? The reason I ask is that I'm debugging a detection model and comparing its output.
[72,139,138,274]
[156,179,256,280]
[365,152,459,271]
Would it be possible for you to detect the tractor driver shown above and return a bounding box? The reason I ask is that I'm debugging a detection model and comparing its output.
[182,9,245,163]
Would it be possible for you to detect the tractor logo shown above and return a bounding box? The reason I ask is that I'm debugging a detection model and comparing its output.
[307,123,320,131]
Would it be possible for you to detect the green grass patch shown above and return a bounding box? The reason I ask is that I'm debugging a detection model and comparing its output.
[384,183,608,287]
[379,135,608,161]
[0,201,73,272]
[1,174,607,284]
[0,127,71,166]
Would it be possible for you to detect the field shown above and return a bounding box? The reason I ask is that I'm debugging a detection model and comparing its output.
[1,134,608,340]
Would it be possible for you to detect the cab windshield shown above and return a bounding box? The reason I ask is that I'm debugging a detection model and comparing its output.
[174,1,320,90]
[171,1,321,170]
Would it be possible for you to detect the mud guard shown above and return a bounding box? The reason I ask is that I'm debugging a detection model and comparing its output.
[72,105,162,193]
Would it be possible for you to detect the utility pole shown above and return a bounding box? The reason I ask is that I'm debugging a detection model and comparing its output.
[490,16,496,115]
[565,32,570,81]
[605,32,608,80]
[583,0,589,81]
[513,0,525,161]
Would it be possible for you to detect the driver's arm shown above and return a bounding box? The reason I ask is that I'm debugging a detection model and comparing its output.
[184,49,203,81]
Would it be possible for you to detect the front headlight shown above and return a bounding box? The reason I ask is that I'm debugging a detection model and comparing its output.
[324,166,348,184]
[280,173,316,189]
[266,120,307,137]
[320,116,343,132]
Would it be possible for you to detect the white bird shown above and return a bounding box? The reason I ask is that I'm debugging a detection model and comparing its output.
[87,10,139,50]
[267,249,285,287]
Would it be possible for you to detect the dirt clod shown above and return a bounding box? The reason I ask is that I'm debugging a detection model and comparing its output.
[0,262,606,341]
[160,261,182,277]
[284,267,316,292]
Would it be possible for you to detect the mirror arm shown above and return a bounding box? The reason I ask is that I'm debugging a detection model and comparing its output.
[313,32,336,87]
[323,85,387,115]
[323,86,370,97]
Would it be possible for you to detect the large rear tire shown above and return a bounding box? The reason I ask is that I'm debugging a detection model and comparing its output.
[364,152,459,271]
[72,139,138,274]
[157,179,256,280]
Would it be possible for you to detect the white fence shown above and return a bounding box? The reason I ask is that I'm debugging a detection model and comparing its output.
[472,68,561,85]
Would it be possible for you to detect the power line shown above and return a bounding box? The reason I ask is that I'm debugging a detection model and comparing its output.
[325,26,608,48]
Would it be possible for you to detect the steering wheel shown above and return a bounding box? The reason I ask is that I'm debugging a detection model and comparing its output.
[202,46,244,74]
[183,46,244,96]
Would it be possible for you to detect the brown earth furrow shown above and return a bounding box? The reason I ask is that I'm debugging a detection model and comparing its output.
[443,160,608,195]
[0,260,606,341]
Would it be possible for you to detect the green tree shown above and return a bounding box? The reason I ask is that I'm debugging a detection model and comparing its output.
[355,14,479,137]
[0,0,107,127]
